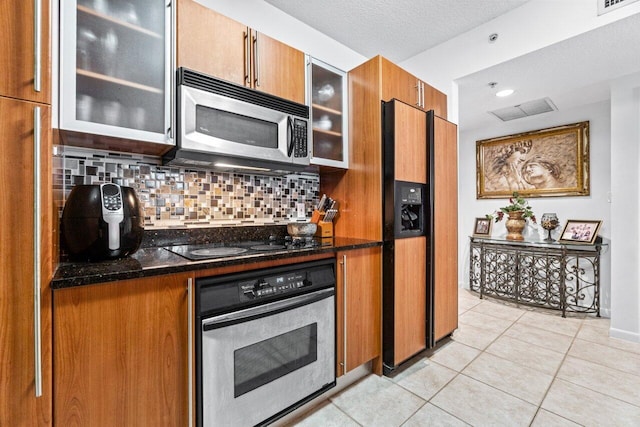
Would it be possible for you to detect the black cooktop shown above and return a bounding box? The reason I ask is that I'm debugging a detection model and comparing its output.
[164,237,325,261]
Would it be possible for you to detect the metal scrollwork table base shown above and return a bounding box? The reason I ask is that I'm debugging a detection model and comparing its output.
[469,237,605,317]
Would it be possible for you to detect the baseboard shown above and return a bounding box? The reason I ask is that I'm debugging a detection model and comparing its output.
[609,327,640,343]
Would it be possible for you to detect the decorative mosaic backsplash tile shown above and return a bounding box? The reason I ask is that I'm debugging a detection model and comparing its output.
[53,146,320,229]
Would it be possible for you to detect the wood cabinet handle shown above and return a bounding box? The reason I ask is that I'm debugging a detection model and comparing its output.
[341,254,347,373]
[187,277,194,426]
[33,0,42,92]
[33,106,42,397]
[253,31,260,87]
[244,28,250,85]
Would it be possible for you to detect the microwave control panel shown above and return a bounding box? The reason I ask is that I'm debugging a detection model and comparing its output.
[292,118,308,157]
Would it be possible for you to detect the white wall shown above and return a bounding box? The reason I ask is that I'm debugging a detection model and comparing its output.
[400,0,640,98]
[458,100,612,314]
[610,72,640,341]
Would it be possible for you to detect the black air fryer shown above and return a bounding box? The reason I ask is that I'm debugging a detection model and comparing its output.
[62,184,144,261]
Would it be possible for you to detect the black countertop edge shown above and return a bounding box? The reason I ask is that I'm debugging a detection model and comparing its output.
[51,238,382,289]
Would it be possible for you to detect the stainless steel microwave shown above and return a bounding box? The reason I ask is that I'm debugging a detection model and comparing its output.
[164,68,310,174]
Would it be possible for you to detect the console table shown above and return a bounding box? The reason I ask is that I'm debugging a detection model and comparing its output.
[469,237,605,317]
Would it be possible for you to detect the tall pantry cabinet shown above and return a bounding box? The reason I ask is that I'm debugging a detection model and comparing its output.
[320,55,455,375]
[0,1,54,425]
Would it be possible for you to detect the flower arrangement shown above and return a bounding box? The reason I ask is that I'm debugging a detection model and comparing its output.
[486,192,537,223]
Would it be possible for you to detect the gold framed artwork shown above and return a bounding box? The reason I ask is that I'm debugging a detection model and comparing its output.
[472,217,492,238]
[558,219,602,245]
[476,121,590,199]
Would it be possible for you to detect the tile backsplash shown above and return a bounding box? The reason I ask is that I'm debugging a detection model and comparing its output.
[54,146,320,229]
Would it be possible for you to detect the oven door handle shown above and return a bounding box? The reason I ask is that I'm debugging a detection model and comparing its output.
[203,287,334,331]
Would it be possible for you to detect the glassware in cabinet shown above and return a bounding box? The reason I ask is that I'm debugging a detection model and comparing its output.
[59,0,173,149]
[308,57,348,168]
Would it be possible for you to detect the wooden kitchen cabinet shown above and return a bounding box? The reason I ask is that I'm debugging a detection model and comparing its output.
[381,57,447,118]
[336,247,382,376]
[381,59,420,112]
[53,273,192,426]
[57,0,173,154]
[0,97,53,426]
[321,55,455,372]
[309,57,349,168]
[0,0,50,104]
[177,0,305,104]
[1,6,53,422]
[321,55,446,243]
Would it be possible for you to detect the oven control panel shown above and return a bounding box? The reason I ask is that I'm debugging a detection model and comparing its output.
[239,271,311,301]
[196,259,336,316]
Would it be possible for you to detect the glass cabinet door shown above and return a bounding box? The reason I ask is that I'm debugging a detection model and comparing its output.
[59,0,172,146]
[308,57,348,168]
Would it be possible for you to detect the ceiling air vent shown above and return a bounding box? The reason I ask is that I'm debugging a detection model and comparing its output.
[598,0,639,15]
[489,97,557,122]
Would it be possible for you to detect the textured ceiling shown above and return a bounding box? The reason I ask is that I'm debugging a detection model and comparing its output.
[263,0,640,132]
[456,11,640,131]
[264,0,531,62]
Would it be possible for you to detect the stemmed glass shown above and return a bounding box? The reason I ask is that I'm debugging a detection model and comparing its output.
[541,213,559,242]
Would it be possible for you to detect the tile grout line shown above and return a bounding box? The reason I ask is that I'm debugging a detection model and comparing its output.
[522,315,585,426]
[546,322,640,411]
[411,303,525,425]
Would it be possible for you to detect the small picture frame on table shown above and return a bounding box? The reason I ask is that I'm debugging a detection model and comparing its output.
[558,219,602,244]
[473,217,492,238]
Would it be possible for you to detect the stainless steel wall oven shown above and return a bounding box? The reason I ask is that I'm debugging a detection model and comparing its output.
[195,259,336,426]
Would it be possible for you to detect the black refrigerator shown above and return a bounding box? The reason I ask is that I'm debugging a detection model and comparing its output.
[381,99,459,375]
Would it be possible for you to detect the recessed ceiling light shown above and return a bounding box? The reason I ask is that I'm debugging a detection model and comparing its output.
[496,89,514,97]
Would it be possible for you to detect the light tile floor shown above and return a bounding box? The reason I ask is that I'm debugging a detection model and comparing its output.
[288,290,640,426]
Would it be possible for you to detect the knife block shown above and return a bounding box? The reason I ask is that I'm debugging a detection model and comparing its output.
[314,220,334,238]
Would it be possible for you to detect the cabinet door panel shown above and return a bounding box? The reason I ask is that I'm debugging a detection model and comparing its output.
[54,274,190,426]
[0,0,50,103]
[177,0,248,87]
[432,115,458,342]
[381,58,418,107]
[394,237,427,364]
[253,31,306,104]
[337,247,381,376]
[423,83,448,119]
[0,97,52,426]
[392,101,427,183]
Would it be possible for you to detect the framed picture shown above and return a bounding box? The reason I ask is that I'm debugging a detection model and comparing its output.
[472,217,492,238]
[476,121,590,199]
[558,220,602,244]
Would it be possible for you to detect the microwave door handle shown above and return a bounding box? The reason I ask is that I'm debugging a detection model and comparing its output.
[287,116,294,157]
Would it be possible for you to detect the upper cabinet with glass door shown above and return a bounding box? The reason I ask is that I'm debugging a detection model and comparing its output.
[309,57,348,169]
[59,0,173,153]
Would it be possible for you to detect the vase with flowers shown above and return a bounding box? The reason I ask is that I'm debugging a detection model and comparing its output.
[487,192,537,241]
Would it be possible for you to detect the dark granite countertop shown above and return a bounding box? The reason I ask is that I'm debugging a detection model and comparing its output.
[51,236,381,289]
